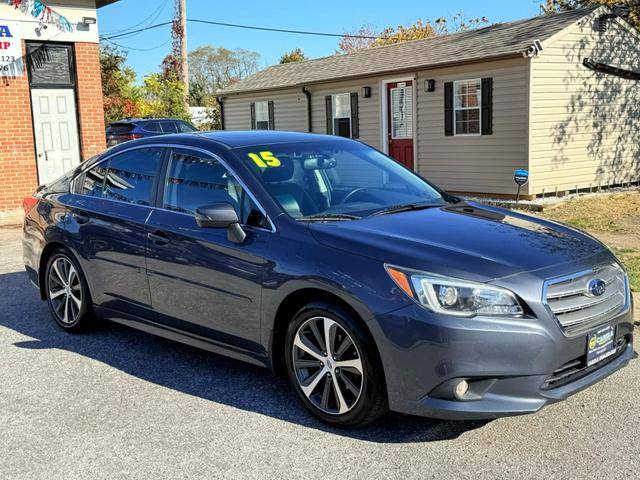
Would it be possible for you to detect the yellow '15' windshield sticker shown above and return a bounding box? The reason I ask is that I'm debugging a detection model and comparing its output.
[248,151,281,168]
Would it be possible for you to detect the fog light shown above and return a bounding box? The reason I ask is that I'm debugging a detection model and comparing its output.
[454,379,469,399]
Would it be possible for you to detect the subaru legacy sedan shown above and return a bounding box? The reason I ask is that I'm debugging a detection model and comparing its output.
[23,131,635,427]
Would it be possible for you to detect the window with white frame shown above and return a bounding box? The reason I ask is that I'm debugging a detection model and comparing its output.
[454,79,481,135]
[390,85,413,139]
[255,101,270,130]
[332,93,351,138]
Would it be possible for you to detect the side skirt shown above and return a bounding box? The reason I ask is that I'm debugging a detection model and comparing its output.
[93,305,270,369]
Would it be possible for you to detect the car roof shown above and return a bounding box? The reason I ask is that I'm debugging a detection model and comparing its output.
[193,130,349,148]
[103,131,352,157]
[109,118,189,125]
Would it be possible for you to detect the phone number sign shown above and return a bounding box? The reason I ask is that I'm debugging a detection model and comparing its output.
[0,21,24,77]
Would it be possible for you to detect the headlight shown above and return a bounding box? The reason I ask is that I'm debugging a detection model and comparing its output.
[385,265,524,317]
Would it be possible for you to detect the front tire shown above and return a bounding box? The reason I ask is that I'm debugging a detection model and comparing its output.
[285,302,388,428]
[45,249,93,332]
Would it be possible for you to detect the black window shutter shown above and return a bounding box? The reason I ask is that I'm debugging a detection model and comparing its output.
[350,92,359,139]
[444,82,454,136]
[268,101,275,130]
[481,78,493,135]
[250,102,256,130]
[325,95,333,134]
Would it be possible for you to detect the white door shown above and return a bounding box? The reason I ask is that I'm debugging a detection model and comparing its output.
[30,89,80,185]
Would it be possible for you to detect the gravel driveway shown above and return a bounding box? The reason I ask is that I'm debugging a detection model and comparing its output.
[1,226,638,479]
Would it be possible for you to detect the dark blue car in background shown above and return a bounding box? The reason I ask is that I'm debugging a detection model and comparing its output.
[22,131,635,427]
[106,117,197,147]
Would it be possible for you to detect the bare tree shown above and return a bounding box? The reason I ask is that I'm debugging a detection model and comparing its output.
[337,25,378,54]
[188,46,260,105]
[337,14,490,54]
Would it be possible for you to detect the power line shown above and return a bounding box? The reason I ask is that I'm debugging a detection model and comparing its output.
[101,0,170,37]
[102,21,172,40]
[101,18,380,41]
[186,19,379,39]
[102,37,171,52]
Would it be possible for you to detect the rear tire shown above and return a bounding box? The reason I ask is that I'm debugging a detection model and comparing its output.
[285,302,388,428]
[44,248,94,332]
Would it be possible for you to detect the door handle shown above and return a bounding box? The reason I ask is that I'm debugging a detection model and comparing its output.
[72,211,90,224]
[147,230,170,246]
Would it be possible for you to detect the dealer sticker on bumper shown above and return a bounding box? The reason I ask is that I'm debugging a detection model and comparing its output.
[586,325,616,367]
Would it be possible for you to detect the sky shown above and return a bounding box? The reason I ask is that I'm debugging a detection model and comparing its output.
[98,0,543,79]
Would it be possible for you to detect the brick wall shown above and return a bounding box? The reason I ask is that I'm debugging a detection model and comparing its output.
[0,41,105,214]
[75,42,106,160]
[0,42,38,213]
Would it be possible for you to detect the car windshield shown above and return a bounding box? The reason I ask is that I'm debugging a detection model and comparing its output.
[232,140,446,219]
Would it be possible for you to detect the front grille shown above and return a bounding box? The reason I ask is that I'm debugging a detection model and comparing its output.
[544,264,627,333]
[541,336,629,390]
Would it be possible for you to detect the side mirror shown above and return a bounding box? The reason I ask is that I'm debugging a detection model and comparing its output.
[195,203,246,244]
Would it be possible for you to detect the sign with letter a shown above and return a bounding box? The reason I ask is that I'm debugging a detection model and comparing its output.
[0,21,24,77]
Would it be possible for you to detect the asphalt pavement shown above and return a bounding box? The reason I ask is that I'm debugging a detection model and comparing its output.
[1,225,639,479]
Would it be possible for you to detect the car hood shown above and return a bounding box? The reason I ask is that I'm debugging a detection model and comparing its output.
[309,202,607,282]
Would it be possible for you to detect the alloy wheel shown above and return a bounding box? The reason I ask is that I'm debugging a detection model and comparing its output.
[292,316,364,415]
[48,256,82,325]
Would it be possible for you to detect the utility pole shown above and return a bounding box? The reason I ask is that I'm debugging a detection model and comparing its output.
[179,0,189,107]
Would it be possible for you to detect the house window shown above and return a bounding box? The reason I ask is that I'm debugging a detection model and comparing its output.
[454,79,481,135]
[332,93,351,138]
[255,101,270,130]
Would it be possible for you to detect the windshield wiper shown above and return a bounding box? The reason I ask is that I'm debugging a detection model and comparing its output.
[299,213,361,221]
[371,203,443,217]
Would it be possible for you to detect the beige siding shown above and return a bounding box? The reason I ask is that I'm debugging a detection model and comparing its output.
[223,89,307,132]
[415,58,530,195]
[529,16,640,194]
[307,78,381,149]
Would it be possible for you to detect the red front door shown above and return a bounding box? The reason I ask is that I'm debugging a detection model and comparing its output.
[387,81,414,169]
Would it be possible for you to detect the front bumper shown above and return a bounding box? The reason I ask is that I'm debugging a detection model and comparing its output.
[369,302,635,420]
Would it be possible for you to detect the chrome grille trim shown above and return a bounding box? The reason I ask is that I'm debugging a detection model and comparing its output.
[543,264,629,334]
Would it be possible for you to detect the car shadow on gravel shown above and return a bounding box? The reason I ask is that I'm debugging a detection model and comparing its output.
[0,270,489,444]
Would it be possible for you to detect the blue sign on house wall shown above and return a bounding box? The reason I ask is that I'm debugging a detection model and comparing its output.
[514,169,529,186]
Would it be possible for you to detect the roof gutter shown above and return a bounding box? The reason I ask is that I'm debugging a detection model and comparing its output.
[302,87,312,132]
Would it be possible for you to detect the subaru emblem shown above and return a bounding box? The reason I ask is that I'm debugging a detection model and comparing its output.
[586,278,606,297]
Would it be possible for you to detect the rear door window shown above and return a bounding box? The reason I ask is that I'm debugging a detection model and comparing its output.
[145,122,162,132]
[160,121,179,133]
[103,148,163,205]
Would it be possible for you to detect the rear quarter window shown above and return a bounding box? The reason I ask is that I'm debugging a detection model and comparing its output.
[107,123,134,135]
[178,121,197,133]
[81,163,108,197]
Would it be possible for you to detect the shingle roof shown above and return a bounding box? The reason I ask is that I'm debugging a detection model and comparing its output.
[221,8,598,94]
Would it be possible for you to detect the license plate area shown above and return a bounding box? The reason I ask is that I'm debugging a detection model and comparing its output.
[586,325,616,367]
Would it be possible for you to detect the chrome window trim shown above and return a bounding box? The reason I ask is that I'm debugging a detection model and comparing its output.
[71,142,276,234]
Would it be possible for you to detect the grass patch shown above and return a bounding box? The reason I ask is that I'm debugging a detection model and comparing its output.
[614,248,640,292]
[542,192,640,235]
[541,192,640,292]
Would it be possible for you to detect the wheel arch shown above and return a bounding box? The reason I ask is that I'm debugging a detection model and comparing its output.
[269,287,383,379]
[38,242,89,301]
